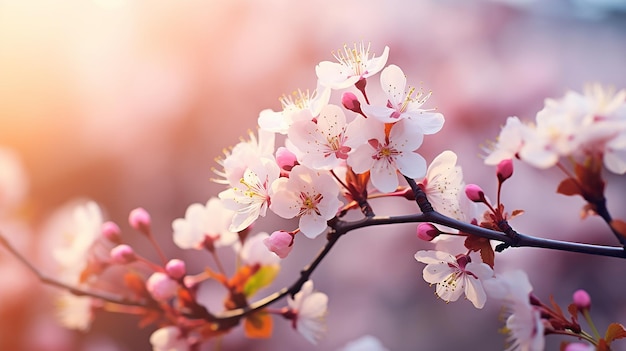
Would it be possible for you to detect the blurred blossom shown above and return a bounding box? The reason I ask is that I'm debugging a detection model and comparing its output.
[0,147,28,214]
[338,335,389,351]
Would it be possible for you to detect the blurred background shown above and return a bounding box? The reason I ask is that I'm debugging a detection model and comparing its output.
[1,0,626,350]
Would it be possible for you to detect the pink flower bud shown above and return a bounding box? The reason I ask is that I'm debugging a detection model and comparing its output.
[276,147,298,172]
[416,223,440,241]
[573,289,591,311]
[497,159,514,183]
[110,244,136,264]
[342,92,362,114]
[263,230,294,258]
[165,259,186,280]
[146,272,179,301]
[465,184,486,203]
[129,207,151,234]
[102,221,122,244]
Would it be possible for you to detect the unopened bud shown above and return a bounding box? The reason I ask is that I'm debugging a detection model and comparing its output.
[110,244,136,264]
[342,92,363,115]
[416,223,440,241]
[263,230,294,259]
[146,272,178,301]
[165,259,186,280]
[497,159,514,183]
[275,147,298,172]
[102,221,122,244]
[573,289,591,311]
[465,184,486,203]
[129,207,151,234]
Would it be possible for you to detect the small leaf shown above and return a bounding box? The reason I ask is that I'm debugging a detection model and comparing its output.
[610,220,626,240]
[597,338,610,351]
[510,209,525,218]
[567,303,579,324]
[228,265,257,293]
[244,310,273,339]
[549,295,565,319]
[124,272,149,299]
[557,178,582,197]
[605,323,626,343]
[464,235,495,268]
[244,265,280,297]
[137,310,161,328]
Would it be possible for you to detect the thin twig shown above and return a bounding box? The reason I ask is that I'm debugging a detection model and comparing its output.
[0,234,151,307]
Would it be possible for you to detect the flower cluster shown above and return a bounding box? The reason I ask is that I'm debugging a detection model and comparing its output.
[0,41,625,351]
[486,84,626,174]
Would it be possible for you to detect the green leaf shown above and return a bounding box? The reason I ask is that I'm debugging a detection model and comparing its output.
[244,265,279,297]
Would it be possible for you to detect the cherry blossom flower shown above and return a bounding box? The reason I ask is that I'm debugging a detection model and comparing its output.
[270,165,342,238]
[288,104,352,170]
[258,85,331,134]
[46,201,112,331]
[414,250,493,308]
[484,116,531,166]
[51,201,111,284]
[218,157,280,232]
[172,197,238,250]
[316,42,389,90]
[150,326,190,351]
[360,64,444,134]
[287,280,328,344]
[55,292,94,331]
[483,270,544,351]
[348,118,427,193]
[213,129,276,186]
[420,150,465,220]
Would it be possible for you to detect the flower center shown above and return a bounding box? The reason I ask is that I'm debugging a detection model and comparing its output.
[332,42,372,77]
[298,192,323,216]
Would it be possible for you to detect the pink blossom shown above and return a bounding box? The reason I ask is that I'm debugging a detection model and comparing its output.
[316,42,389,90]
[348,118,427,193]
[270,165,342,238]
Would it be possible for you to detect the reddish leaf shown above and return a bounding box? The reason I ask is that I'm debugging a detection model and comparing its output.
[549,295,565,319]
[124,272,149,299]
[464,235,495,268]
[510,209,525,218]
[138,310,161,328]
[244,310,273,339]
[228,265,259,293]
[610,220,626,240]
[605,323,626,343]
[567,303,579,325]
[597,338,610,351]
[557,178,582,197]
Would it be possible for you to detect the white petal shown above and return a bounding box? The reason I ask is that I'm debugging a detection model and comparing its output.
[464,276,487,308]
[408,112,445,135]
[299,212,328,239]
[422,263,454,284]
[370,162,400,193]
[395,152,427,179]
[414,250,456,264]
[380,64,407,107]
[361,104,399,123]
